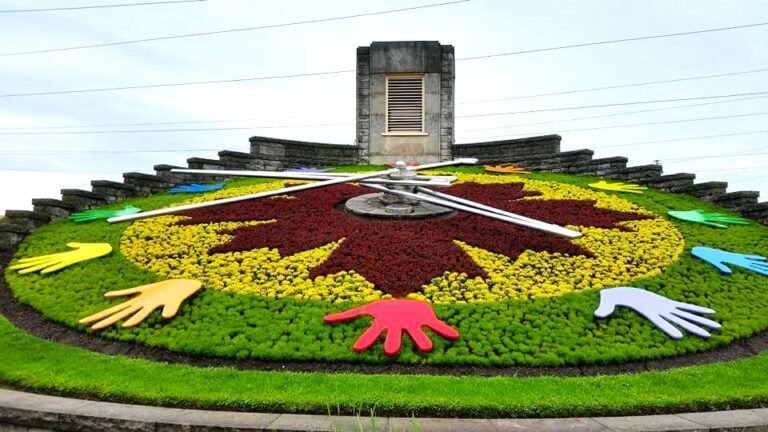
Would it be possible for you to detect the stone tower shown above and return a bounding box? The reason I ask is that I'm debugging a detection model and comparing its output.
[356,41,455,164]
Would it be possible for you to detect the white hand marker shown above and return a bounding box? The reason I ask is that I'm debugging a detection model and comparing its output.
[594,287,721,339]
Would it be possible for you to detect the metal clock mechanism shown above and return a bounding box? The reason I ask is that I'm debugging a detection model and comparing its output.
[12,157,763,356]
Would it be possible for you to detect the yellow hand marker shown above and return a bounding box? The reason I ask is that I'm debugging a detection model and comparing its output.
[9,242,112,275]
[483,164,530,174]
[588,180,647,194]
[79,279,202,330]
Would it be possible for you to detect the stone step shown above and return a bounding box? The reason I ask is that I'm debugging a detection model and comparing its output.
[218,150,263,170]
[32,198,78,221]
[712,191,760,211]
[617,164,663,181]
[0,223,26,251]
[572,156,628,177]
[91,180,140,200]
[123,172,173,196]
[2,210,50,234]
[61,189,112,211]
[187,157,229,170]
[515,149,594,173]
[679,181,728,202]
[637,173,695,193]
[739,202,768,224]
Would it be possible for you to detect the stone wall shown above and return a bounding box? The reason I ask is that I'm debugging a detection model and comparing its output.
[2,133,767,251]
[439,45,455,162]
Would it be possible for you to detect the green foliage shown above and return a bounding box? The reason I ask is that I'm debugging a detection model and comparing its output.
[5,169,768,368]
[2,314,768,416]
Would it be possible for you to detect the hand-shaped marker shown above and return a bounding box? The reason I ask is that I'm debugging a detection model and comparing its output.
[484,165,530,174]
[594,287,720,339]
[79,279,202,330]
[168,182,225,194]
[588,180,647,194]
[692,246,768,276]
[9,242,112,275]
[324,299,460,356]
[668,210,749,228]
[69,205,141,223]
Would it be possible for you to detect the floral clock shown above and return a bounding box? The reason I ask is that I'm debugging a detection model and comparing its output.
[5,170,768,368]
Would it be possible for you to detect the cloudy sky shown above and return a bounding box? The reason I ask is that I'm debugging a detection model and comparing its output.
[1,0,767,213]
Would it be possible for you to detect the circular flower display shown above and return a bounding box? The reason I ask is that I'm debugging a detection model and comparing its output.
[6,171,768,368]
[120,175,684,303]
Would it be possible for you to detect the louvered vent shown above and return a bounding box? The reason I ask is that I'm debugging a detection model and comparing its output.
[386,76,424,133]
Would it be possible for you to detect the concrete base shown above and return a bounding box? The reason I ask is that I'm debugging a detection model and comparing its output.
[345,193,454,219]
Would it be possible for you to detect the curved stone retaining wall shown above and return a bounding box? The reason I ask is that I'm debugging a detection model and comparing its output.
[1,133,766,251]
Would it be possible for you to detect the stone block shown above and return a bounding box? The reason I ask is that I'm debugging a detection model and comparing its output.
[638,173,696,192]
[573,156,628,177]
[186,157,228,170]
[618,164,663,181]
[91,180,140,200]
[712,191,760,211]
[0,226,25,251]
[32,198,77,221]
[61,189,111,210]
[2,210,50,234]
[679,181,728,202]
[123,172,173,195]
[739,202,768,224]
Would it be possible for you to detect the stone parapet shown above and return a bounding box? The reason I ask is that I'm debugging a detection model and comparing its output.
[61,189,111,210]
[91,180,141,200]
[123,172,173,196]
[712,191,760,211]
[452,135,562,162]
[637,173,696,193]
[32,199,77,221]
[679,181,728,202]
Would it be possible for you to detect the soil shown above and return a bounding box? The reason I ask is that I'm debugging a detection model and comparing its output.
[0,246,765,378]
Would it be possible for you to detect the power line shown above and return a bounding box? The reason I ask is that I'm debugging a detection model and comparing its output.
[0,121,352,136]
[456,21,768,61]
[456,91,768,119]
[0,0,208,13]
[0,70,354,98]
[0,112,352,130]
[0,0,469,57]
[457,67,768,104]
[460,95,768,132]
[589,129,768,149]
[0,148,224,154]
[460,111,768,141]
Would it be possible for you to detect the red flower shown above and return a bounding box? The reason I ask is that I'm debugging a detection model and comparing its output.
[180,183,649,297]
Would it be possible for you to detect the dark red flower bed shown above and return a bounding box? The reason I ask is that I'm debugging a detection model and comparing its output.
[181,183,649,297]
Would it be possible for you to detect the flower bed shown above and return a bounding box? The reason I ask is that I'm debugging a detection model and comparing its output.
[5,170,768,367]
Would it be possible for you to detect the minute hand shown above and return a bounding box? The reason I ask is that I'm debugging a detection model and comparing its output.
[415,186,582,239]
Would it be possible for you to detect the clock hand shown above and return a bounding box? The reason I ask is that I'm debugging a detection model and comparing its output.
[414,186,581,238]
[364,184,582,238]
[108,158,478,224]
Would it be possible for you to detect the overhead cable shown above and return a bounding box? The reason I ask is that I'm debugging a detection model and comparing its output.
[457,21,768,61]
[0,0,469,56]
[0,0,208,13]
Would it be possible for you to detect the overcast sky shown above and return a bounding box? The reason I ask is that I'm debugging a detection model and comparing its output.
[1,0,768,214]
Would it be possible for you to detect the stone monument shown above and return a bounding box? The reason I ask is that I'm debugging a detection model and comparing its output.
[356,41,455,164]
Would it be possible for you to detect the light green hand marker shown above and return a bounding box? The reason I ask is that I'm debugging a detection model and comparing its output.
[69,205,141,223]
[668,210,750,228]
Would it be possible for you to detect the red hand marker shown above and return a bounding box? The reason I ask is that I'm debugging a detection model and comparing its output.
[324,299,459,356]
